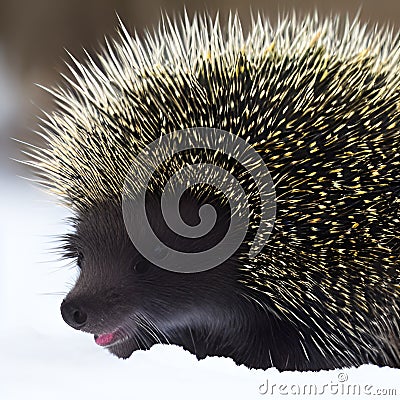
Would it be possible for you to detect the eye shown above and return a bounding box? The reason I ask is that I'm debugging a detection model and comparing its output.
[133,260,149,274]
[77,252,84,268]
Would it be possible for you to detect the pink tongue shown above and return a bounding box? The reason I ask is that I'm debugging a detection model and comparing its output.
[95,333,115,346]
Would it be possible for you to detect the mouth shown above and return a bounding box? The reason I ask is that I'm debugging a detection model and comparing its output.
[94,328,130,348]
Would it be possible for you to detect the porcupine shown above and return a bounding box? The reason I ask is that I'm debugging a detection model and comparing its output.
[24,12,400,371]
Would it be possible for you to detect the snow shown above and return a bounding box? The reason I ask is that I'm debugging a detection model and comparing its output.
[0,175,399,400]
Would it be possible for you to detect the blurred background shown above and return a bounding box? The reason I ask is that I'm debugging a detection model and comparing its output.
[1,1,400,399]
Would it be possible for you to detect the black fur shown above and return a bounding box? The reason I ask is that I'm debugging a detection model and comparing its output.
[60,191,395,371]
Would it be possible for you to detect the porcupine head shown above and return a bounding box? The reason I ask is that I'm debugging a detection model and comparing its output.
[24,12,400,371]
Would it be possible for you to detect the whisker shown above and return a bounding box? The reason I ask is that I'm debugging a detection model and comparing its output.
[39,292,68,296]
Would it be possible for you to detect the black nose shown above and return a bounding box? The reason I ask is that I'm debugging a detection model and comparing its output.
[60,299,88,329]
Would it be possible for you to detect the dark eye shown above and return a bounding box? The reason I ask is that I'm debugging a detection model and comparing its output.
[77,252,84,268]
[133,260,149,274]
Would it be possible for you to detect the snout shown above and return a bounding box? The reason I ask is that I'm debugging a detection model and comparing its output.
[60,299,88,329]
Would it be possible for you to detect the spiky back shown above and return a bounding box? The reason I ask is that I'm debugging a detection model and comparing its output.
[26,13,400,365]
[27,13,400,209]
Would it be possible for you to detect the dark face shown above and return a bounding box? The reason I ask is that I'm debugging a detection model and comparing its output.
[60,192,245,359]
[58,191,347,371]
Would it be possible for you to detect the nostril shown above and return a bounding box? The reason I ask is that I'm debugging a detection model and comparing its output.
[61,300,88,329]
[73,309,87,325]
